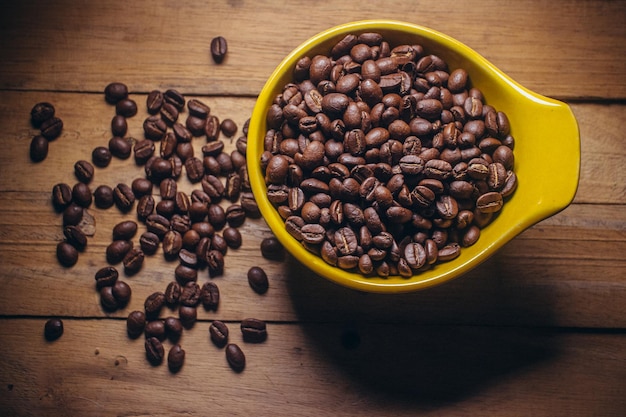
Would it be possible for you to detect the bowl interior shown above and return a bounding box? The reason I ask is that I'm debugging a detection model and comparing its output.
[247,20,580,293]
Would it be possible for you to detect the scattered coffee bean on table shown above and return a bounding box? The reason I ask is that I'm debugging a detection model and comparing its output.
[210,36,228,64]
[36,78,270,375]
[44,318,64,341]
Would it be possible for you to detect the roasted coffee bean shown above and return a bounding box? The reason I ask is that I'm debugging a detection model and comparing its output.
[112,220,138,241]
[126,310,146,338]
[476,191,503,213]
[156,199,175,218]
[136,195,155,219]
[179,282,201,307]
[40,117,63,140]
[74,160,94,184]
[209,320,229,347]
[185,157,205,183]
[95,266,118,289]
[108,136,132,159]
[145,337,165,365]
[52,183,73,211]
[226,343,245,372]
[57,241,78,267]
[100,286,119,311]
[113,183,135,212]
[131,178,153,197]
[92,146,112,168]
[145,214,170,237]
[134,139,155,164]
[72,182,92,207]
[63,225,87,251]
[247,266,269,294]
[160,102,179,125]
[44,318,64,341]
[111,115,128,137]
[116,98,138,118]
[146,90,164,114]
[104,82,128,104]
[241,318,267,343]
[106,240,133,265]
[62,203,83,226]
[200,282,220,311]
[143,115,167,141]
[206,249,225,277]
[30,135,48,162]
[167,344,185,373]
[112,280,131,307]
[260,236,284,260]
[123,247,144,275]
[175,263,198,284]
[165,281,182,306]
[187,99,211,118]
[222,227,242,249]
[220,118,237,137]
[205,115,221,141]
[31,102,55,127]
[164,317,183,342]
[92,185,114,209]
[144,291,166,318]
[178,305,197,329]
[139,231,160,255]
[210,36,228,63]
[163,89,185,111]
[162,231,183,258]
[145,320,166,341]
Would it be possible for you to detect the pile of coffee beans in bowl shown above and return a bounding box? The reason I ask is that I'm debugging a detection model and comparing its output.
[260,31,517,278]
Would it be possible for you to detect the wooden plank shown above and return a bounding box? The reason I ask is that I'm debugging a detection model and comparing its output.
[0,0,624,100]
[0,319,624,417]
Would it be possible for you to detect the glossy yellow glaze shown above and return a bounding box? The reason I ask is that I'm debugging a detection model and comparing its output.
[248,20,580,293]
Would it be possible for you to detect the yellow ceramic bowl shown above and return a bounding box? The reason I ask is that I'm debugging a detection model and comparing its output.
[247,20,580,293]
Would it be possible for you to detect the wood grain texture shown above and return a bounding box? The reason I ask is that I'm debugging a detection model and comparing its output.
[0,0,624,99]
[0,320,625,417]
[0,1,625,416]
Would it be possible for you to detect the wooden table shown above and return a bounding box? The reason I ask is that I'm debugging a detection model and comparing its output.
[1,1,625,416]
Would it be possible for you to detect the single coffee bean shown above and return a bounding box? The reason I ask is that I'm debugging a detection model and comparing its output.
[126,310,146,338]
[260,236,284,260]
[168,344,185,373]
[112,280,132,307]
[187,99,210,118]
[164,316,183,342]
[113,183,135,212]
[116,98,138,117]
[200,281,220,311]
[240,318,267,343]
[104,82,128,104]
[145,320,166,341]
[57,241,78,267]
[131,178,153,197]
[145,337,165,365]
[163,89,185,111]
[74,160,94,184]
[210,36,228,63]
[93,185,114,209]
[179,282,201,307]
[40,117,63,140]
[247,266,269,294]
[29,135,48,162]
[106,240,133,265]
[108,136,132,159]
[144,291,166,318]
[225,343,245,372]
[111,114,128,137]
[71,182,92,207]
[205,115,221,141]
[100,286,119,311]
[222,227,242,249]
[139,231,160,255]
[174,263,198,284]
[63,225,87,251]
[178,305,197,329]
[52,183,73,211]
[31,102,55,127]
[206,250,225,277]
[186,115,206,136]
[95,266,118,289]
[136,195,155,219]
[146,90,164,114]
[92,146,112,168]
[220,118,237,137]
[164,281,182,306]
[44,318,63,341]
[143,115,168,141]
[134,139,155,164]
[62,203,83,226]
[209,320,229,347]
[123,247,144,275]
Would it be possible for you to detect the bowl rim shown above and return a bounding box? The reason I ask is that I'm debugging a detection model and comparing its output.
[247,19,580,293]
